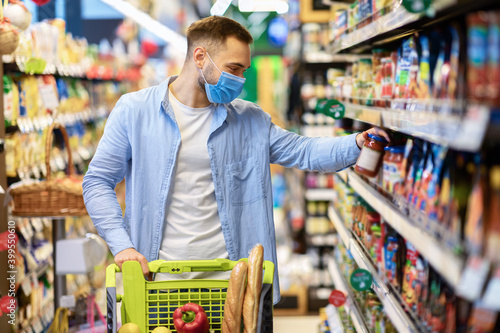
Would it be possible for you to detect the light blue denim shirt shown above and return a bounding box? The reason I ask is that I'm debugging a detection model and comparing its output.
[82,76,361,304]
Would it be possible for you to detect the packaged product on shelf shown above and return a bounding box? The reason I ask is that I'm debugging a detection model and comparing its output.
[447,24,465,104]
[412,143,433,211]
[404,36,420,103]
[335,9,348,39]
[381,52,398,102]
[417,34,432,101]
[359,0,373,27]
[467,12,489,101]
[383,224,406,292]
[382,146,405,193]
[488,11,500,106]
[401,241,429,314]
[4,75,20,128]
[348,2,359,29]
[426,145,448,221]
[486,162,500,262]
[464,158,486,256]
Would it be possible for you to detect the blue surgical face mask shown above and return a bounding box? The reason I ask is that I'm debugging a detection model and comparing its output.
[200,52,246,104]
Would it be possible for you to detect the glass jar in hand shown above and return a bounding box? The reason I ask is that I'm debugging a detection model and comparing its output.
[355,133,388,178]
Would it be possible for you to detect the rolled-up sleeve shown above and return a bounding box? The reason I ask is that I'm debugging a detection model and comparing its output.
[269,122,360,172]
[82,96,134,256]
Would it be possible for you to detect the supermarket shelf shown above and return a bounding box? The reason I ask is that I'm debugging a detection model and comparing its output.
[327,257,370,333]
[305,188,335,201]
[346,169,465,289]
[332,0,456,53]
[16,261,51,289]
[328,204,421,333]
[100,0,187,56]
[341,102,490,152]
[19,296,55,333]
[303,53,371,64]
[332,0,499,54]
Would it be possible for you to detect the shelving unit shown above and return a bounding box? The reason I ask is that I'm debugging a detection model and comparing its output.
[339,102,491,152]
[332,0,499,54]
[327,257,370,333]
[344,169,465,289]
[329,203,423,333]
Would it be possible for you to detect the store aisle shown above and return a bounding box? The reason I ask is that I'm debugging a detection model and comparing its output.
[273,316,321,333]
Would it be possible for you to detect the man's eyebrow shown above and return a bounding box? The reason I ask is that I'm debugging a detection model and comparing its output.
[227,62,251,69]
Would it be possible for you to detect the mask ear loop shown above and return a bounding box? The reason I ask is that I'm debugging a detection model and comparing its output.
[206,51,222,74]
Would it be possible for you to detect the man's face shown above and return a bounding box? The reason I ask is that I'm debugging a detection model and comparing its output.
[197,36,251,92]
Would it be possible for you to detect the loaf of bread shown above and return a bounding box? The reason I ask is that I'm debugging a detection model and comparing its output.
[242,244,264,333]
[222,261,248,333]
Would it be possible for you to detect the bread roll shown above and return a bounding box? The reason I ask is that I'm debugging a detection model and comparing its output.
[222,261,248,333]
[242,244,264,333]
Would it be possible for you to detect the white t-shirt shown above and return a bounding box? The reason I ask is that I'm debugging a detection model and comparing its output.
[156,88,230,280]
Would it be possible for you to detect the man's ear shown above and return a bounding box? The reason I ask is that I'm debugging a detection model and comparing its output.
[193,47,206,69]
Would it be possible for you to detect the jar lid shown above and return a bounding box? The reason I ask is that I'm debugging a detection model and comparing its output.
[367,133,388,143]
[390,146,406,154]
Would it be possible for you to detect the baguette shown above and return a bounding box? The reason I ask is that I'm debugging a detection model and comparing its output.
[242,244,264,333]
[222,261,248,333]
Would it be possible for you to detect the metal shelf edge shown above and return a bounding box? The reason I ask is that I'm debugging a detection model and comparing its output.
[341,103,489,152]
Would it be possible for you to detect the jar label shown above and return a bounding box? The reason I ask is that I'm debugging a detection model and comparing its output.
[357,147,382,173]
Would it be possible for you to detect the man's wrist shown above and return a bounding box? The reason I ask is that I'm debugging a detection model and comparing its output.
[355,132,363,150]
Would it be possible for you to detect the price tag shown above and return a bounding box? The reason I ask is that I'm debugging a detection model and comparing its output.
[482,266,500,310]
[402,0,432,13]
[329,290,347,307]
[350,268,373,291]
[457,256,490,301]
[319,99,346,119]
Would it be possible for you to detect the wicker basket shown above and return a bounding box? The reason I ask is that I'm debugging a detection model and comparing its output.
[0,19,19,55]
[9,122,87,217]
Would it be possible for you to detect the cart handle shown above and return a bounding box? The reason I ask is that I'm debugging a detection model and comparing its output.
[106,258,274,287]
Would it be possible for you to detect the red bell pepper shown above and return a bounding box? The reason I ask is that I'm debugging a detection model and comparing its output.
[173,303,209,333]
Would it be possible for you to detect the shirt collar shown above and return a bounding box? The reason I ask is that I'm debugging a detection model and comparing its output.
[160,75,228,128]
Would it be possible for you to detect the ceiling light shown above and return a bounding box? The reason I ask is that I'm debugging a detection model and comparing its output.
[239,0,289,14]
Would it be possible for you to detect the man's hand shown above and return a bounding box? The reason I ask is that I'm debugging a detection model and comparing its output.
[114,248,150,278]
[355,128,391,149]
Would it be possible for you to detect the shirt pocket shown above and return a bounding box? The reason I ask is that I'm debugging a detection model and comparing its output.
[226,157,265,206]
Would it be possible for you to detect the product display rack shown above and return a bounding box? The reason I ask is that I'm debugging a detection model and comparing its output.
[327,256,370,333]
[336,102,491,152]
[344,169,464,289]
[331,0,498,54]
[329,201,423,333]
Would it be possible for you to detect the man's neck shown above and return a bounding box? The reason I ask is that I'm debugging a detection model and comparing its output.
[169,68,212,108]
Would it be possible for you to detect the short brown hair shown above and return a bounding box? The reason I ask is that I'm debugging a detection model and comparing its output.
[186,16,253,57]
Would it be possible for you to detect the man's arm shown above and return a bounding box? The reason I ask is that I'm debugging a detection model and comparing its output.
[269,122,390,172]
[82,96,148,275]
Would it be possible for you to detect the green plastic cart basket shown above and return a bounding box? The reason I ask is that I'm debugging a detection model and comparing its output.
[106,259,274,333]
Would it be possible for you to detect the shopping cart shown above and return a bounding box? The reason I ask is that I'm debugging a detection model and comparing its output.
[106,259,274,333]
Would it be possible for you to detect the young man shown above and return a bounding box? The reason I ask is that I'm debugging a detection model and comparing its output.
[82,16,389,303]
